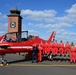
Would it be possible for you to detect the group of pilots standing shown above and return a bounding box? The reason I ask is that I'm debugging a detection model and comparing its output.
[32,40,76,63]
[42,40,71,56]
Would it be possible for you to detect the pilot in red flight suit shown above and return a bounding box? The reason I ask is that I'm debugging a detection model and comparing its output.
[49,41,54,54]
[53,40,58,55]
[65,41,71,56]
[38,44,43,62]
[59,40,64,56]
[70,46,76,63]
[48,41,54,60]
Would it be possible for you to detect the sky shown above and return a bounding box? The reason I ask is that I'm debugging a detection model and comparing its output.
[0,0,76,44]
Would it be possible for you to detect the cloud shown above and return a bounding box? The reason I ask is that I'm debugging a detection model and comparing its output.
[45,22,73,29]
[0,12,7,35]
[66,4,76,14]
[0,23,7,35]
[0,23,7,28]
[21,9,57,22]
[66,4,76,24]
[28,30,40,36]
[28,22,73,30]
[0,12,7,20]
[1,15,7,19]
[28,23,44,28]
[58,3,76,24]
[68,32,76,36]
[21,4,76,25]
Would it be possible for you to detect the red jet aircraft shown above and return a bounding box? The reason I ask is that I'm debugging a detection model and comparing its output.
[0,31,55,65]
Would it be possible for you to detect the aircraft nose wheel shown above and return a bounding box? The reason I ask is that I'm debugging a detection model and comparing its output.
[0,55,8,66]
[2,60,8,66]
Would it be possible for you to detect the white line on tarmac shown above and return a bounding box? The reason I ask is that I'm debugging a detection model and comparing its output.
[9,64,76,67]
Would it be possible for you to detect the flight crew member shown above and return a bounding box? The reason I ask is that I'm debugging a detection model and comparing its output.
[59,40,64,56]
[65,41,71,56]
[32,44,38,63]
[49,41,54,54]
[48,41,54,60]
[70,46,76,63]
[38,44,43,61]
[53,40,58,55]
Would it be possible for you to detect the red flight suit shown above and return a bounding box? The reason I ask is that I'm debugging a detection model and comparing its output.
[59,42,64,55]
[40,42,44,54]
[65,43,71,55]
[70,47,76,63]
[49,42,54,54]
[38,44,43,62]
[53,42,58,55]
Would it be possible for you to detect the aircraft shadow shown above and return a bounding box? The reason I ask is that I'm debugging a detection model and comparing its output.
[8,56,70,64]
[8,58,32,64]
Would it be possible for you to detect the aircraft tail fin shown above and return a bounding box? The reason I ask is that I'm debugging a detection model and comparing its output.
[47,31,55,43]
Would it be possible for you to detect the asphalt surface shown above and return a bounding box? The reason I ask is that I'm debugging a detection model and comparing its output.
[0,53,76,75]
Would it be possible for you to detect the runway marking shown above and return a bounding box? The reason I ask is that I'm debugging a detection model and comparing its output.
[0,64,76,67]
[10,64,76,67]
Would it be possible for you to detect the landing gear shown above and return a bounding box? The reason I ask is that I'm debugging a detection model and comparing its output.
[0,55,8,66]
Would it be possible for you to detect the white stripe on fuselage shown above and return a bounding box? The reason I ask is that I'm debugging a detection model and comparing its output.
[8,46,32,49]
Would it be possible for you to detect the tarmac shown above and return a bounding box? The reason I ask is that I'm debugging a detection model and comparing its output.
[0,53,76,75]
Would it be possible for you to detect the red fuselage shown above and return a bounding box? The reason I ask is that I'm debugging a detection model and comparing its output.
[0,36,46,55]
